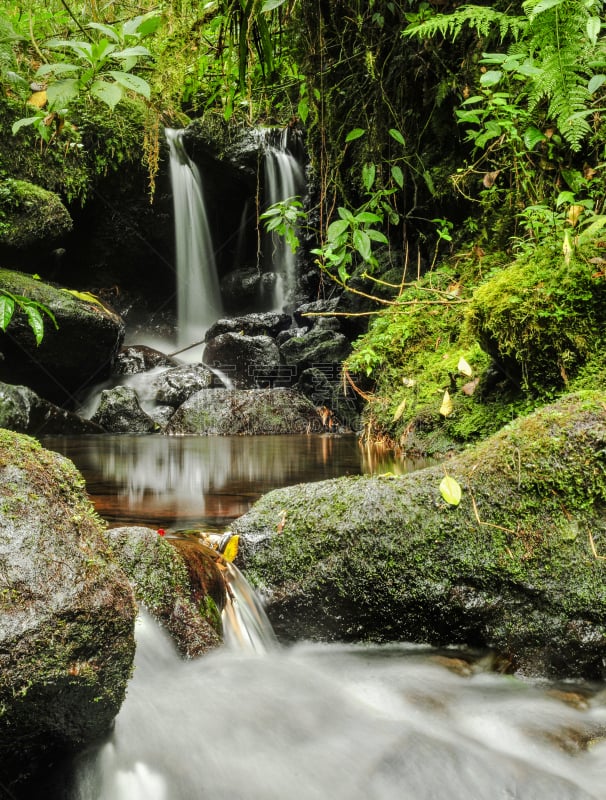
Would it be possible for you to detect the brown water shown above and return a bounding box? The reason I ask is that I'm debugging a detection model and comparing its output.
[41,434,429,531]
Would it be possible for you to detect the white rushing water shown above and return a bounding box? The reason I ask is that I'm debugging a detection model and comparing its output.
[64,608,606,800]
[166,128,223,348]
[262,127,305,311]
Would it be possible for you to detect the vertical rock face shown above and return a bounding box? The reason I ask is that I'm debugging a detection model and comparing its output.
[0,430,136,792]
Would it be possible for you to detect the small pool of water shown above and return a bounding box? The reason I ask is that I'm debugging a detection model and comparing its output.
[41,434,431,530]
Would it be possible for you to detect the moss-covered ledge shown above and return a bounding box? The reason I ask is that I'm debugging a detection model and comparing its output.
[0,179,72,251]
[232,391,606,678]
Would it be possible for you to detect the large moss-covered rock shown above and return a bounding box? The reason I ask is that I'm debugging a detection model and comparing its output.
[0,179,72,252]
[0,430,136,791]
[0,382,103,435]
[104,527,225,657]
[0,269,125,406]
[233,392,606,678]
[165,387,324,435]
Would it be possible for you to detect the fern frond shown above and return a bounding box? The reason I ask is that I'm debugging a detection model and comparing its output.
[403,5,526,43]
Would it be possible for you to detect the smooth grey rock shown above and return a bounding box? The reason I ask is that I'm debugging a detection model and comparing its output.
[91,385,157,433]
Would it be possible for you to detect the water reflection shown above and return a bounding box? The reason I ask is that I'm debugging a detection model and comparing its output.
[41,434,430,530]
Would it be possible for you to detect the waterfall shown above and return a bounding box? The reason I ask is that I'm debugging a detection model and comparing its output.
[262,127,305,311]
[166,128,223,349]
[59,607,606,800]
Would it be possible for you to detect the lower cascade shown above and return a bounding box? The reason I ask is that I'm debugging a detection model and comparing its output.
[53,581,606,800]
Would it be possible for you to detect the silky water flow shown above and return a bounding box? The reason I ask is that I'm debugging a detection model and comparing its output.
[61,560,606,800]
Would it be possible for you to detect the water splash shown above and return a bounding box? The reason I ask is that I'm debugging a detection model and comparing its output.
[166,128,222,347]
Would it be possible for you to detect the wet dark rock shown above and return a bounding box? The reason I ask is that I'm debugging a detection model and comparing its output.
[203,333,282,389]
[275,325,309,347]
[151,364,214,406]
[114,345,180,376]
[147,404,175,428]
[90,385,157,433]
[165,388,324,435]
[0,269,125,407]
[293,298,340,327]
[279,326,352,368]
[205,311,292,342]
[104,527,225,659]
[220,267,278,313]
[0,382,103,435]
[0,431,136,791]
[234,392,606,679]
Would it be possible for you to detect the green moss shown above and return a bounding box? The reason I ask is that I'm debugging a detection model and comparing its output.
[0,179,72,248]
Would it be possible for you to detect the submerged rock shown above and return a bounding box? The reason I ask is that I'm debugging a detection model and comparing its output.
[0,382,103,435]
[233,392,606,679]
[104,527,225,658]
[91,385,158,433]
[0,431,136,791]
[165,387,324,435]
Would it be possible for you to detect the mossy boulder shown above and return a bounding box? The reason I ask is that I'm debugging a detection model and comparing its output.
[466,245,606,391]
[0,269,125,406]
[104,527,225,657]
[0,430,136,791]
[0,382,103,435]
[0,179,72,253]
[233,392,606,678]
[165,388,325,435]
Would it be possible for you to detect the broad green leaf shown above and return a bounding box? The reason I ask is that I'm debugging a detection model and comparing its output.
[113,45,151,60]
[297,98,309,124]
[362,163,376,191]
[345,128,366,143]
[423,171,436,196]
[388,128,405,146]
[523,125,547,150]
[108,71,151,98]
[46,78,80,108]
[440,475,462,506]
[355,211,382,224]
[337,207,355,222]
[327,219,349,241]
[337,263,350,283]
[90,79,123,109]
[36,62,79,76]
[87,21,120,42]
[588,74,606,94]
[262,0,288,10]
[134,14,162,36]
[353,229,372,261]
[391,164,404,188]
[24,304,44,345]
[0,295,15,331]
[367,229,389,243]
[12,116,38,134]
[479,70,502,87]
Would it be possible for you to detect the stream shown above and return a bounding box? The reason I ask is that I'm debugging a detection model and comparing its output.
[39,433,606,800]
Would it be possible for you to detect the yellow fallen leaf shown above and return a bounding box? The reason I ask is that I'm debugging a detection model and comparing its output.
[440,475,462,506]
[221,535,239,562]
[62,289,105,308]
[439,389,453,417]
[392,397,407,422]
[27,90,47,108]
[457,356,473,377]
[567,204,585,227]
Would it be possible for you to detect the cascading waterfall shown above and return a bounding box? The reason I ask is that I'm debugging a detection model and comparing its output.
[59,572,606,800]
[262,127,305,311]
[166,128,223,348]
